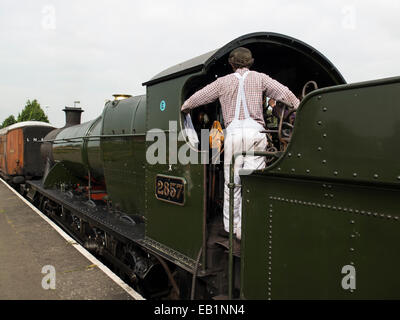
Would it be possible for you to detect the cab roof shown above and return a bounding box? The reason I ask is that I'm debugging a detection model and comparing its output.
[143,32,345,86]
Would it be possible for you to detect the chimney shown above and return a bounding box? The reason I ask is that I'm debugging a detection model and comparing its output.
[63,107,84,127]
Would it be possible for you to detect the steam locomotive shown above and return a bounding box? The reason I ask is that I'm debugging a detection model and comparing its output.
[6,32,400,299]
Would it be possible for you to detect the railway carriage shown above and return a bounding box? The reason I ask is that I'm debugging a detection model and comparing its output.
[0,121,55,184]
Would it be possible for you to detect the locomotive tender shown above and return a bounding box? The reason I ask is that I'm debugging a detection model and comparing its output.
[20,32,400,299]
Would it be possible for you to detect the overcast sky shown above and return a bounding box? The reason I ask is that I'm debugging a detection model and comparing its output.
[1,0,399,127]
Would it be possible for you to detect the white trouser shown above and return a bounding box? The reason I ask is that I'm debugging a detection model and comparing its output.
[223,118,267,236]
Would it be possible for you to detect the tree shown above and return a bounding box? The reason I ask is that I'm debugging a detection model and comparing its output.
[17,99,49,123]
[1,115,17,128]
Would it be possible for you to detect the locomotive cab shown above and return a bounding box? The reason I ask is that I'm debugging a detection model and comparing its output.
[141,32,346,298]
[175,33,346,244]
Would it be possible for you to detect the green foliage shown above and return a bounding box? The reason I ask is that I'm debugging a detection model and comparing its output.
[17,99,49,123]
[0,115,17,128]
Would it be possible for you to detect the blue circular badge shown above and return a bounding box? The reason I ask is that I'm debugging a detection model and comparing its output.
[160,100,166,111]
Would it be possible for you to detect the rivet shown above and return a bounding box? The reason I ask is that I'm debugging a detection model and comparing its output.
[317,147,322,151]
[277,167,281,171]
[350,248,355,252]
[317,95,322,100]
[322,160,327,164]
[291,168,295,172]
[397,176,400,180]
[334,171,338,176]
[297,153,301,158]
[317,121,322,125]
[373,174,379,179]
[322,107,327,112]
[306,169,310,173]
[323,133,327,138]
[351,234,355,238]
[246,200,250,203]
[324,193,328,197]
[353,173,357,177]
[350,220,355,224]
[288,153,292,157]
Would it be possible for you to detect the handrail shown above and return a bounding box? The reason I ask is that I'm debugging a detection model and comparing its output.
[228,150,280,299]
[42,133,146,143]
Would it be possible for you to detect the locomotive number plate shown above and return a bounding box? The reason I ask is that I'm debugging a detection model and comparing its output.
[155,175,185,205]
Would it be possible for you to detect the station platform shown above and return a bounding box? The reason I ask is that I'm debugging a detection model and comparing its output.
[0,179,143,300]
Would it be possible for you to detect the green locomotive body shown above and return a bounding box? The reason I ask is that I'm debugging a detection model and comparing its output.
[26,32,400,299]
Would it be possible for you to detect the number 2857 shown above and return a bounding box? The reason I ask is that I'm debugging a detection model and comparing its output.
[156,180,183,199]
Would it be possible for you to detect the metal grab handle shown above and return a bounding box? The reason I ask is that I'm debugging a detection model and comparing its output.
[227,150,280,299]
[302,80,318,99]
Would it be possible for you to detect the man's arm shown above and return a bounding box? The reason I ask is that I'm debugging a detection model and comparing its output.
[262,74,300,109]
[181,78,221,113]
